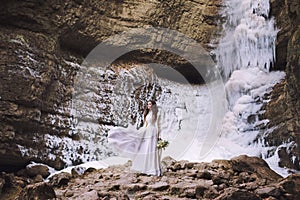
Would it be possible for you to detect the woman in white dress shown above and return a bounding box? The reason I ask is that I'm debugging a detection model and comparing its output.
[107,100,162,176]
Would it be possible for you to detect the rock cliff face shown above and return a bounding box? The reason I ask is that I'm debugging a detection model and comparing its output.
[0,0,299,173]
[0,0,222,170]
[262,0,300,170]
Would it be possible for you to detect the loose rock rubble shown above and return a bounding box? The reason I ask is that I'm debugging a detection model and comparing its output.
[0,155,299,200]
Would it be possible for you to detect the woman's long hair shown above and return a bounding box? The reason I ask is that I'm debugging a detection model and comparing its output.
[143,100,158,124]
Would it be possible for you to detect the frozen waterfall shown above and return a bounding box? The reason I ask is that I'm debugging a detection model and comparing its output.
[215,0,278,79]
[206,0,287,176]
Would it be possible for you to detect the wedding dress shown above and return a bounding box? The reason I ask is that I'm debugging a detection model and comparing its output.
[108,111,162,176]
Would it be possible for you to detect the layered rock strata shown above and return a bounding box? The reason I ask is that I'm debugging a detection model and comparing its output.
[262,0,300,170]
[0,0,222,170]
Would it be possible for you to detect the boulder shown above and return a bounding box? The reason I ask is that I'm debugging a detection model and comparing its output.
[75,190,98,200]
[148,181,169,191]
[230,155,282,182]
[18,182,56,200]
[277,174,300,197]
[255,186,281,198]
[25,163,50,178]
[217,188,261,200]
[48,172,72,187]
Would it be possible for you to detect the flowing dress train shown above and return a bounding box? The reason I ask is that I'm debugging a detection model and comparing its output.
[108,111,162,176]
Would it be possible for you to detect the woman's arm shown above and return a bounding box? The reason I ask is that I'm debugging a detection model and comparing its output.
[156,112,161,140]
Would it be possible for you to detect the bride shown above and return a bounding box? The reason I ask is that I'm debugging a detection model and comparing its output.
[107,100,162,176]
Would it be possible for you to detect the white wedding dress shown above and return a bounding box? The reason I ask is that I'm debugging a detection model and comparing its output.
[108,111,162,176]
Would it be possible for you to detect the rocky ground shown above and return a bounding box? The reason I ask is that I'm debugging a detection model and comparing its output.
[0,155,299,200]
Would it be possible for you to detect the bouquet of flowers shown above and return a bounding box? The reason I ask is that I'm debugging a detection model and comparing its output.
[157,139,169,150]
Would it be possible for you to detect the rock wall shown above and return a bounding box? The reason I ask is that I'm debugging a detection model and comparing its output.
[1,0,299,173]
[263,0,300,170]
[0,0,222,170]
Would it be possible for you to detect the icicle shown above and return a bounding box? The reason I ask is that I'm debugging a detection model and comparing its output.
[216,0,278,79]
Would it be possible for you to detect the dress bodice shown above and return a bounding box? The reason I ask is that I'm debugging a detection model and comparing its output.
[145,111,155,127]
[141,110,158,138]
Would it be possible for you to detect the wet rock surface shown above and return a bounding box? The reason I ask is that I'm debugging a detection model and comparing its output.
[261,0,300,171]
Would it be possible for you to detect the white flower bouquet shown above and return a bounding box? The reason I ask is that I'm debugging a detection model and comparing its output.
[157,139,169,150]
